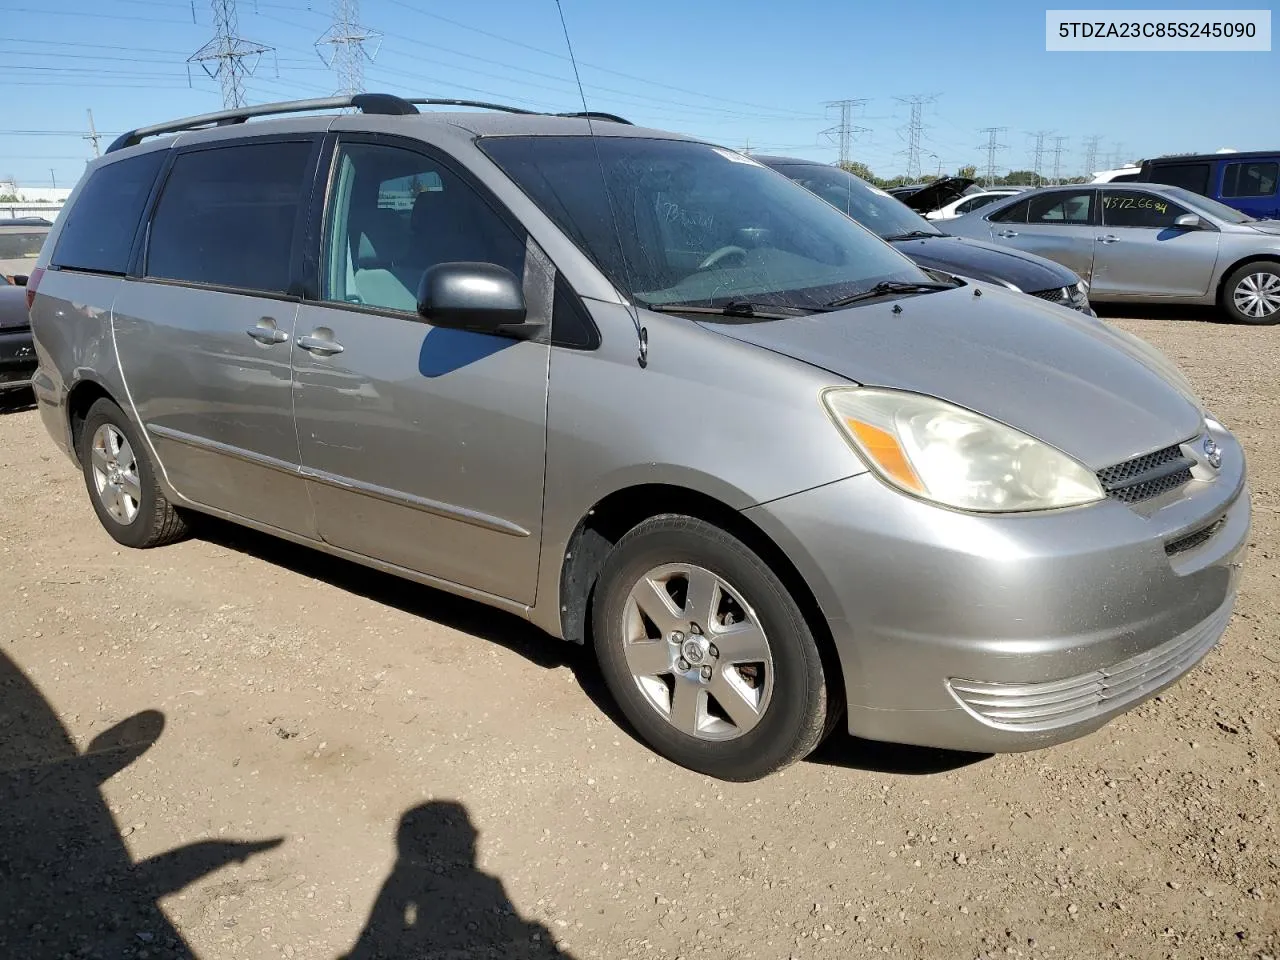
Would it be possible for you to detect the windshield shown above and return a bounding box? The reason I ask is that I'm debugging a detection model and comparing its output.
[480,137,929,310]
[767,162,943,240]
[1162,185,1257,223]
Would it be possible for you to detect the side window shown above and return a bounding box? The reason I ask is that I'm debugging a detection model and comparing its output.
[988,198,1029,223]
[1101,190,1188,228]
[322,141,525,313]
[1149,162,1211,195]
[146,140,313,294]
[1028,191,1093,224]
[51,151,165,275]
[1222,161,1278,198]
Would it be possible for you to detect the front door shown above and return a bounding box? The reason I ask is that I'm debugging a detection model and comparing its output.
[1093,188,1221,298]
[111,137,320,537]
[291,137,550,604]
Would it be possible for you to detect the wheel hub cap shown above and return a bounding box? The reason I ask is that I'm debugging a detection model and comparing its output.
[90,424,141,526]
[1235,271,1280,319]
[681,636,710,665]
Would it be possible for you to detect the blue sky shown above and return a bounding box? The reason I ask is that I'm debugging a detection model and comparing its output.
[2,0,1275,188]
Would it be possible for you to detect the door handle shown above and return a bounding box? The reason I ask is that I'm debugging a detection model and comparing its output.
[1096,235,1121,244]
[246,323,288,344]
[297,334,345,356]
[996,230,1019,238]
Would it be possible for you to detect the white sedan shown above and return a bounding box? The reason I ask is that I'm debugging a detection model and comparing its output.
[926,189,1024,220]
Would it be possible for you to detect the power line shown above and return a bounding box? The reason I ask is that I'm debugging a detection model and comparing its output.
[190,0,275,109]
[315,0,380,96]
[979,127,1007,187]
[821,99,869,166]
[1050,135,1069,185]
[896,94,938,181]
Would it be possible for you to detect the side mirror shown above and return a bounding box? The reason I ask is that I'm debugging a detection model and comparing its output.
[1173,213,1203,230]
[417,262,537,337]
[10,274,27,286]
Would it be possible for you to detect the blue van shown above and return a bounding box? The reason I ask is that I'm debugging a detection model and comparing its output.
[1137,151,1279,220]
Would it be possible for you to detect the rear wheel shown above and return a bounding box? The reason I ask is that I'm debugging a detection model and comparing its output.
[1221,260,1280,325]
[79,397,188,548]
[592,515,830,781]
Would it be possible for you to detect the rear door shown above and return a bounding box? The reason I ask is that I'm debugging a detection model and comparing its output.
[1220,159,1280,220]
[988,189,1098,281]
[111,136,322,536]
[1094,188,1220,298]
[289,135,551,604]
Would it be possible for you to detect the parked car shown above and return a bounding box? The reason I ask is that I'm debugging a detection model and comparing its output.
[0,217,51,279]
[758,157,1091,312]
[883,176,976,213]
[1136,151,1279,220]
[946,182,1280,323]
[925,189,1023,221]
[0,273,36,396]
[30,95,1249,781]
[1090,166,1142,184]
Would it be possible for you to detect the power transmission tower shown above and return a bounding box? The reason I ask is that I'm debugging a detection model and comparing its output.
[1050,135,1069,184]
[1110,142,1127,169]
[1081,135,1102,178]
[189,0,273,109]
[315,0,381,96]
[1028,130,1052,186]
[896,94,937,181]
[979,127,1007,187]
[83,109,101,159]
[821,99,869,167]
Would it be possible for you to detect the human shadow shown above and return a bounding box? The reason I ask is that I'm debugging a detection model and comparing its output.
[341,800,575,960]
[0,649,282,959]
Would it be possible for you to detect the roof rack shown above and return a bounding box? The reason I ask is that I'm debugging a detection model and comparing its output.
[106,93,632,154]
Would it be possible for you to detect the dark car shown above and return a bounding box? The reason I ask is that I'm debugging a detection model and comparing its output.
[1136,151,1279,221]
[0,273,36,395]
[883,176,977,213]
[759,157,1092,313]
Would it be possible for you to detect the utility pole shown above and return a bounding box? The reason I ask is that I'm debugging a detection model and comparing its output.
[1028,130,1052,187]
[189,0,273,109]
[821,99,870,167]
[979,127,1008,187]
[83,109,101,159]
[315,0,381,96]
[1050,135,1069,185]
[1081,135,1102,179]
[896,94,937,181]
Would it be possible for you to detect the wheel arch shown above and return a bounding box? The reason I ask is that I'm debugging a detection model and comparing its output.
[1216,253,1280,302]
[65,376,120,467]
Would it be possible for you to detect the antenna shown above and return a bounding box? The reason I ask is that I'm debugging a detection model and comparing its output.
[83,109,101,159]
[315,0,381,96]
[553,0,648,369]
[189,0,274,109]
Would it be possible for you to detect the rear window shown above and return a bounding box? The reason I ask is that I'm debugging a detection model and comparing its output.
[1147,162,1211,195]
[51,151,165,275]
[0,229,48,261]
[146,140,313,295]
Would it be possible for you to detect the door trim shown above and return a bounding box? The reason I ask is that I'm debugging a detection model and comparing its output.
[146,423,530,537]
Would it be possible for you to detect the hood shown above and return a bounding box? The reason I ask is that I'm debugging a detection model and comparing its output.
[700,287,1201,471]
[1246,220,1280,235]
[0,283,29,330]
[898,177,977,213]
[891,234,1079,291]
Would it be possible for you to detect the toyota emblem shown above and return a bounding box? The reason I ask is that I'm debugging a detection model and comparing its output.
[1203,436,1222,470]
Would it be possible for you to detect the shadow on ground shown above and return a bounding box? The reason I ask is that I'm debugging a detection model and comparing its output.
[1094,302,1221,323]
[0,387,35,414]
[193,516,987,777]
[0,650,281,959]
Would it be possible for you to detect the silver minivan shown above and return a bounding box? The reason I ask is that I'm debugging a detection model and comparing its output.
[28,95,1250,781]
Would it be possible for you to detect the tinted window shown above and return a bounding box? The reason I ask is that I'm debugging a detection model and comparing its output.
[1028,191,1093,224]
[146,141,313,294]
[51,151,164,274]
[1147,162,1211,195]
[322,141,525,313]
[766,162,941,239]
[0,229,48,261]
[989,198,1030,223]
[1222,161,1278,198]
[959,194,1005,214]
[1163,184,1256,223]
[482,137,928,311]
[1101,189,1188,228]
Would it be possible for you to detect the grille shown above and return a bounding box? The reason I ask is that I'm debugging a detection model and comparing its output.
[1030,287,1069,304]
[1029,285,1090,313]
[1096,442,1195,504]
[1166,517,1224,556]
[948,600,1232,731]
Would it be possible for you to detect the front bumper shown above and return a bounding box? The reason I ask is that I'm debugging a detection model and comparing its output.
[0,327,36,391]
[744,421,1249,753]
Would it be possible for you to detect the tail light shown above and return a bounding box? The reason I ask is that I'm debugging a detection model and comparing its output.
[25,266,44,312]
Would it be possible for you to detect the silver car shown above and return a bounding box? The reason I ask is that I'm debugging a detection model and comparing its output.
[28,95,1250,781]
[946,182,1280,323]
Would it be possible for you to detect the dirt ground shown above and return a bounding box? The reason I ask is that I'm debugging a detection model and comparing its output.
[1,312,1277,960]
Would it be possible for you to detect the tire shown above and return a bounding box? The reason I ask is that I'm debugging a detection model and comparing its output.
[592,514,830,781]
[78,397,188,549]
[1220,260,1280,325]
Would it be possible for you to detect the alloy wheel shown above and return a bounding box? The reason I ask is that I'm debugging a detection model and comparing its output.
[1234,271,1280,320]
[90,424,141,525]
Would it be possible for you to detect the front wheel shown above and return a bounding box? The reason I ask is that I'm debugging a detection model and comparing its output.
[592,515,831,781]
[1221,260,1280,325]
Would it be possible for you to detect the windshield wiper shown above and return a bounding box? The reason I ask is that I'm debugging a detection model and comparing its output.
[883,230,940,240]
[644,300,809,319]
[822,280,956,310]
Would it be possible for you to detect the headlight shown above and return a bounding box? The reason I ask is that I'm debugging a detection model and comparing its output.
[822,387,1105,512]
